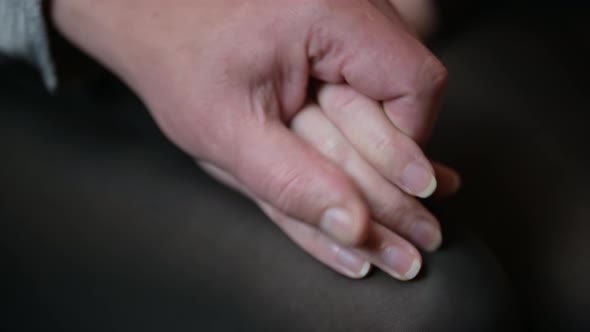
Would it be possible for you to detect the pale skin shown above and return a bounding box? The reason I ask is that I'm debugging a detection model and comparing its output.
[51,0,457,280]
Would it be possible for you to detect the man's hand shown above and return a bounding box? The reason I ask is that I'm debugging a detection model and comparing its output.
[51,0,448,278]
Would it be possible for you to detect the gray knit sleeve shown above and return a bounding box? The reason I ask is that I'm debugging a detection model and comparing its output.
[0,0,56,90]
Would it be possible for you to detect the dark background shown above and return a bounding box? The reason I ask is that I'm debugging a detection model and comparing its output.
[1,2,589,331]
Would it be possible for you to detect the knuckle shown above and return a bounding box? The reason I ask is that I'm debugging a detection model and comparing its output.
[319,137,352,164]
[322,86,360,114]
[266,162,349,222]
[372,134,397,160]
[272,168,314,213]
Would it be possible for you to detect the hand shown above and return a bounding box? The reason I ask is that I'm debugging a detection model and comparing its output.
[52,0,448,275]
[201,82,460,280]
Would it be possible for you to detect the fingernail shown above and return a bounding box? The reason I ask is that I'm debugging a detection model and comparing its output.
[336,247,371,278]
[402,162,437,198]
[320,208,356,245]
[382,247,421,281]
[410,221,443,252]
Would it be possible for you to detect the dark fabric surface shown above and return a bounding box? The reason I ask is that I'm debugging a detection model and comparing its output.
[429,8,590,331]
[0,66,518,331]
[2,5,589,332]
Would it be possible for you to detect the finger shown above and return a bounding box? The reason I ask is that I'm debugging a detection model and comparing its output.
[199,161,372,279]
[260,203,373,279]
[432,161,462,199]
[292,104,442,251]
[220,120,370,246]
[317,83,437,198]
[269,203,422,280]
[368,0,445,144]
[263,200,421,281]
[356,222,423,281]
[309,3,447,144]
[381,64,446,146]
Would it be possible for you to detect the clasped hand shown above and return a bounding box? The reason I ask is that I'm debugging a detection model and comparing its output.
[53,0,458,280]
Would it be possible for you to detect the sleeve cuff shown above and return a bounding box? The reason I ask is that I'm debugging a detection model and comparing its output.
[0,0,57,91]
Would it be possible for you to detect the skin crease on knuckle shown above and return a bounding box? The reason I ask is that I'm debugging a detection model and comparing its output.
[317,134,354,166]
[258,162,335,223]
[370,133,423,182]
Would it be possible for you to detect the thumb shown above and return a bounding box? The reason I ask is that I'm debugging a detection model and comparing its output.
[223,121,370,246]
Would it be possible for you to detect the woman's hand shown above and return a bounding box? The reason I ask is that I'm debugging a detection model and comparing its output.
[200,82,459,280]
[52,0,449,278]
